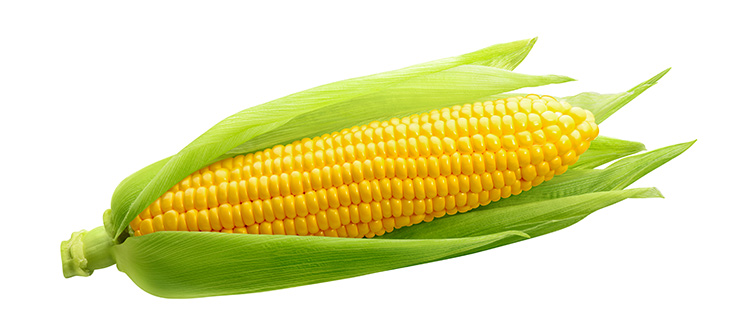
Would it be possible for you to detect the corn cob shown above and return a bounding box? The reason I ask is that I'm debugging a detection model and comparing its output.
[128,94,598,239]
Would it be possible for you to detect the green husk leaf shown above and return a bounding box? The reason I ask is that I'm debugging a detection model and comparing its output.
[424,188,663,260]
[597,140,695,191]
[571,136,646,169]
[381,186,661,240]
[110,38,561,239]
[476,68,670,124]
[223,65,572,157]
[113,186,659,298]
[563,68,670,123]
[459,141,690,208]
[114,229,529,298]
[380,141,694,239]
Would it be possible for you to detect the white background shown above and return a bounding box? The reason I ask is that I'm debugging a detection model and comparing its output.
[1,1,732,324]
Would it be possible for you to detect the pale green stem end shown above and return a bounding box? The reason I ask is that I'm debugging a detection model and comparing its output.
[61,226,116,278]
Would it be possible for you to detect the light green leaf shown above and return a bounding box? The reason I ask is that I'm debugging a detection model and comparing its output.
[380,141,694,240]
[432,189,662,260]
[477,68,671,124]
[381,187,661,240]
[599,140,695,191]
[477,69,670,125]
[224,65,572,157]
[563,68,670,123]
[571,136,645,170]
[473,141,692,206]
[112,185,660,298]
[114,229,528,298]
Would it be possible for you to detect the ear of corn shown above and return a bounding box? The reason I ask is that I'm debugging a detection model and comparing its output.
[60,38,693,298]
[129,94,598,238]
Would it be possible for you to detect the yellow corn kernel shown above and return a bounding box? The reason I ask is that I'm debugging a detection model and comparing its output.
[131,95,597,238]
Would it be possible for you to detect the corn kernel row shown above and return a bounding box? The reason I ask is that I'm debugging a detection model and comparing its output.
[139,150,569,214]
[133,190,494,238]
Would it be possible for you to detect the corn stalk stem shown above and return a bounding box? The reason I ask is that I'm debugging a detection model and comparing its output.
[61,226,115,278]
